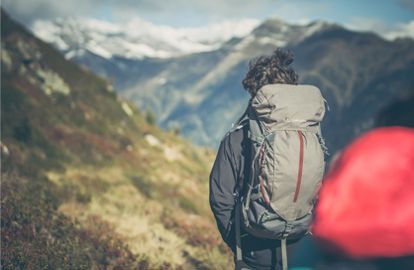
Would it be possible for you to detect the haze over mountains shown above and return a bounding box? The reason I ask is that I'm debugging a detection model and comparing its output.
[31,16,414,154]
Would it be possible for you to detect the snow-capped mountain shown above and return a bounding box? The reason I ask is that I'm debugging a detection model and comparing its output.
[30,16,414,154]
[108,19,337,146]
[31,17,260,60]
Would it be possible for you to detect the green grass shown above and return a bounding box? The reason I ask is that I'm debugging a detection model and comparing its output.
[178,196,200,215]
[1,173,143,270]
[129,174,154,198]
[1,9,233,269]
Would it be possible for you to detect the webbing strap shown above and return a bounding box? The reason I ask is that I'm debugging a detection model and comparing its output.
[235,206,252,270]
[293,130,304,202]
[281,238,288,270]
[235,203,242,264]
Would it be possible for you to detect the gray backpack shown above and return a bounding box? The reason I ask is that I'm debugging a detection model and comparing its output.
[234,84,327,270]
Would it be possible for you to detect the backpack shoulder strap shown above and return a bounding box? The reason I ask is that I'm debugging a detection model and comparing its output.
[230,102,250,133]
[235,202,243,267]
[221,101,251,143]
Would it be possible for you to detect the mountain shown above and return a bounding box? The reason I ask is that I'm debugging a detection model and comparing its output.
[292,29,414,152]
[32,17,260,60]
[30,17,414,155]
[1,10,232,269]
[34,17,332,145]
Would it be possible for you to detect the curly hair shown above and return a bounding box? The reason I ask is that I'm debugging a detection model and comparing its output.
[242,49,298,97]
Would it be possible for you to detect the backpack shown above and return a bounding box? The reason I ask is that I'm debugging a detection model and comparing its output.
[234,84,328,270]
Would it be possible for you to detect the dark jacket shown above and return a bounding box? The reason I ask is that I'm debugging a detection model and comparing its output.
[209,124,298,269]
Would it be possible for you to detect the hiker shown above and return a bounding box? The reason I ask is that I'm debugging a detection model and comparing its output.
[209,49,327,270]
[312,127,414,270]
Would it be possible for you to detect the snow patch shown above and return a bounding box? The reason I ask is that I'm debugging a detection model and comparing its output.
[385,20,414,40]
[85,41,112,59]
[345,18,414,41]
[31,17,260,60]
[234,35,255,51]
[303,21,331,38]
[158,77,167,85]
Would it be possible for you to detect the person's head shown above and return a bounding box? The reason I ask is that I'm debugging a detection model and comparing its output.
[242,48,298,97]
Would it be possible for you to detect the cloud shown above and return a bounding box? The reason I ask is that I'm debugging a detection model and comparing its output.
[105,0,276,18]
[31,16,260,59]
[2,0,275,26]
[385,20,414,40]
[2,0,96,24]
[4,0,411,40]
[345,17,414,40]
[346,17,391,33]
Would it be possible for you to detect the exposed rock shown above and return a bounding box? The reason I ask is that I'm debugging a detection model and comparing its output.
[1,141,10,156]
[145,134,161,147]
[36,69,71,95]
[1,43,12,71]
[121,102,133,116]
[163,146,183,162]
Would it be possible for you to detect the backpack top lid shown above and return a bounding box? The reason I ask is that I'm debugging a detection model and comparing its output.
[251,84,325,130]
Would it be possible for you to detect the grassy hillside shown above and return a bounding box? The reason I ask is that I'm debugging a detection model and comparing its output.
[1,10,232,269]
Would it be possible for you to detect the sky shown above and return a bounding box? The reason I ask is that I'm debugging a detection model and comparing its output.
[2,0,414,38]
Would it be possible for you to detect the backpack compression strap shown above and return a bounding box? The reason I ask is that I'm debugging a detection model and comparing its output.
[235,203,253,270]
[235,202,242,265]
[281,238,288,270]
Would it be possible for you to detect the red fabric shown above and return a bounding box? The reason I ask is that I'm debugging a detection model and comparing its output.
[312,127,414,258]
[294,130,304,202]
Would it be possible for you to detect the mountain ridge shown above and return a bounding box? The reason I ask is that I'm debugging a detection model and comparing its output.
[1,9,232,269]
[31,17,260,60]
[25,14,414,154]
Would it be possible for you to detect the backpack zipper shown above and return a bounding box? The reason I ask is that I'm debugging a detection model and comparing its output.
[293,131,304,202]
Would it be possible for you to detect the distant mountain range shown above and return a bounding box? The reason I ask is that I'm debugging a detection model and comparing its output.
[30,16,414,154]
[32,17,260,59]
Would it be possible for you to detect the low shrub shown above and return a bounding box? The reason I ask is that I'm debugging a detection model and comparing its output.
[1,173,143,270]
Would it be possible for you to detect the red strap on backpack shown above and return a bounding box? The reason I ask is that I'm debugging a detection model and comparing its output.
[293,131,304,202]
